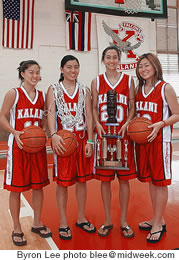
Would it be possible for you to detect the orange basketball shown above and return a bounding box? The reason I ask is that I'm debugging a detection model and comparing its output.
[20,125,46,153]
[56,129,78,157]
[127,117,153,144]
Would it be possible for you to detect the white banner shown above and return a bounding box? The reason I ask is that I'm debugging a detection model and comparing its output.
[96,14,157,77]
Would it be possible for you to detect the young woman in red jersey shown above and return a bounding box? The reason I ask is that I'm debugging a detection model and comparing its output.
[135,53,179,243]
[47,55,96,240]
[0,60,51,246]
[91,46,136,238]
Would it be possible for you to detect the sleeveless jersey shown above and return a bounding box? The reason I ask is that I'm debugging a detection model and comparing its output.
[4,86,49,192]
[135,80,172,142]
[52,82,87,136]
[97,72,131,132]
[52,82,93,186]
[10,86,45,131]
[94,73,136,181]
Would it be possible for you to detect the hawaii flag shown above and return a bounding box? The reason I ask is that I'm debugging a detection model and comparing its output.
[2,0,35,49]
[65,10,92,52]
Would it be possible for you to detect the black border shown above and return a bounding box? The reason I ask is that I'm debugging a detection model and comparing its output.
[65,0,167,19]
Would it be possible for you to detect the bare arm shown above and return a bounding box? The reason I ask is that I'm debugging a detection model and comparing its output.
[85,88,93,140]
[164,83,179,124]
[119,77,136,137]
[84,88,93,157]
[0,89,16,134]
[0,89,24,148]
[127,78,136,123]
[148,83,179,142]
[46,87,56,136]
[42,93,48,131]
[46,86,65,155]
[91,78,106,138]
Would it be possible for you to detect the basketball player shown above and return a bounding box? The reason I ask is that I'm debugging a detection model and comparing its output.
[47,55,96,240]
[91,46,136,238]
[0,60,51,246]
[135,53,179,243]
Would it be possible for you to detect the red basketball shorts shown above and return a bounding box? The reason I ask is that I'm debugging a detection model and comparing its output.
[4,146,49,192]
[53,134,94,187]
[135,140,172,186]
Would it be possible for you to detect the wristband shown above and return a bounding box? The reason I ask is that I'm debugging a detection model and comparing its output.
[87,139,94,145]
[162,120,167,127]
[49,132,56,138]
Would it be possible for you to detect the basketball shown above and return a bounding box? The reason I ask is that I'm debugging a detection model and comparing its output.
[56,129,78,157]
[20,125,46,153]
[127,117,153,144]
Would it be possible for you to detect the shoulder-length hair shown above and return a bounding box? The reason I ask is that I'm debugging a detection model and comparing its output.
[136,53,164,92]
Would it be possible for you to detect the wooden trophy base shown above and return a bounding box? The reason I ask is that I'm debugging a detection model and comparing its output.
[102,160,122,167]
[96,160,129,170]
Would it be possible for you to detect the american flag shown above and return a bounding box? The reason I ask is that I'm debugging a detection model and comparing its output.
[2,0,35,49]
[65,10,92,52]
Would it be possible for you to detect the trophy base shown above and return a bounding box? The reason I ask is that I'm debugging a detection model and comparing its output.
[96,165,129,170]
[102,160,122,167]
[95,160,129,170]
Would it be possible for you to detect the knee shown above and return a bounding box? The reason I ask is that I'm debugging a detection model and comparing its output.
[119,180,129,185]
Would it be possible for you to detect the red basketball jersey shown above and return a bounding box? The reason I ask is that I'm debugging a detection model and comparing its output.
[94,73,136,181]
[135,80,172,142]
[11,86,45,131]
[52,82,93,186]
[53,82,87,136]
[97,72,131,132]
[4,86,49,192]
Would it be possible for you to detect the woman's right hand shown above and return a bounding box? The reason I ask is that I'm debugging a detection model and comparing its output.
[96,121,106,138]
[14,130,24,150]
[51,134,66,155]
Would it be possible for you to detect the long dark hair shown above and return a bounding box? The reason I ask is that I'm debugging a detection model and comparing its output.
[17,60,40,82]
[136,53,164,91]
[101,45,121,62]
[59,55,80,83]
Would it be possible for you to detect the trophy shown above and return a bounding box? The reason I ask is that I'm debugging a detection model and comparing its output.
[95,90,129,170]
[106,89,118,135]
[107,89,117,123]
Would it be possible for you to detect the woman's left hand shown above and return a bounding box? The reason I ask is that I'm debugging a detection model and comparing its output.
[118,122,128,138]
[147,121,164,142]
[85,143,93,158]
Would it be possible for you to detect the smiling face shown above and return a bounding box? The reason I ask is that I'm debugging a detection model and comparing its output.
[102,49,120,71]
[138,58,156,81]
[61,59,80,82]
[21,64,41,87]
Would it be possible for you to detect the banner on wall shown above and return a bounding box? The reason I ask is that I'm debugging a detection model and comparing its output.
[65,10,92,51]
[96,14,156,76]
[2,0,35,49]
